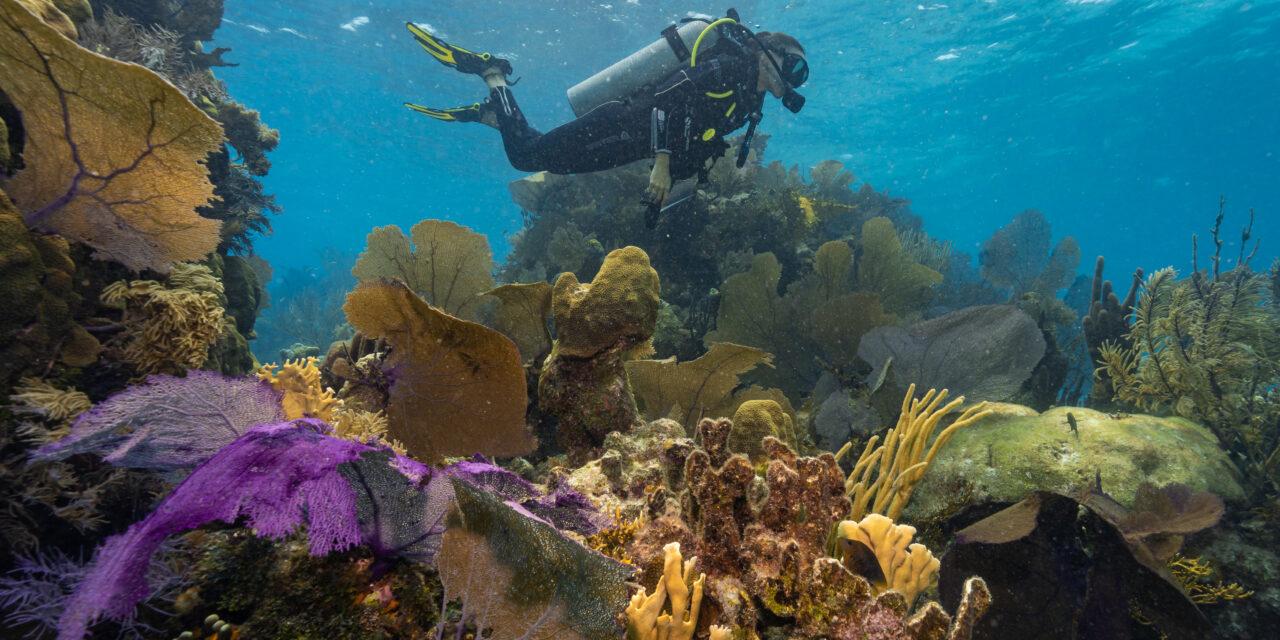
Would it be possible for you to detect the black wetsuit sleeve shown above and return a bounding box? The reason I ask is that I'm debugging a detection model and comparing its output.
[650,55,746,157]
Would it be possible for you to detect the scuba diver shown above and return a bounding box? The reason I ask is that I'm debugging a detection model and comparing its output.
[404,10,808,227]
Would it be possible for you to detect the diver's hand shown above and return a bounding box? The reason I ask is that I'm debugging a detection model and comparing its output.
[646,153,672,207]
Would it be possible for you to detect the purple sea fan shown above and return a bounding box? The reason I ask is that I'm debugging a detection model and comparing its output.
[56,419,366,640]
[34,370,285,472]
[443,455,607,536]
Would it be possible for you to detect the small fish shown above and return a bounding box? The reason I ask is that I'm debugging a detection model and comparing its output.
[1065,412,1080,439]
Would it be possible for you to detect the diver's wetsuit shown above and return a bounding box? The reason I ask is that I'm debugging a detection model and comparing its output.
[488,50,763,181]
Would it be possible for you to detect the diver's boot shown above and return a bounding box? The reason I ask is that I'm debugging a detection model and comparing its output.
[406,22,513,81]
[404,100,499,129]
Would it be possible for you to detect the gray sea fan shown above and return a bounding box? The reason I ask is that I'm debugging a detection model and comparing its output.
[33,371,285,472]
[858,305,1046,402]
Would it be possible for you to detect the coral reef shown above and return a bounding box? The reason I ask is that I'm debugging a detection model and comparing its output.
[1,0,223,272]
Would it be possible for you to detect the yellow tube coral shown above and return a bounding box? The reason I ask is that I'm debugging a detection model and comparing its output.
[625,542,705,640]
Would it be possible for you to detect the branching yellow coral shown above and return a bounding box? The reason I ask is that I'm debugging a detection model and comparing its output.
[257,357,405,453]
[1168,554,1254,605]
[101,265,227,375]
[330,408,406,456]
[836,513,939,605]
[625,542,704,640]
[837,384,991,521]
[584,506,640,565]
[257,357,338,422]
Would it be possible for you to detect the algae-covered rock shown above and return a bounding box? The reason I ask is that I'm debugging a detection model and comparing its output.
[904,404,1245,522]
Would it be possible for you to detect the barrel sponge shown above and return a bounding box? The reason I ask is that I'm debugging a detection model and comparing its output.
[728,399,796,462]
[551,245,660,358]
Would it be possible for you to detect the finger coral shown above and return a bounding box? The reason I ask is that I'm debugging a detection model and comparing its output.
[344,279,533,463]
[840,385,991,522]
[0,0,223,272]
[257,356,339,422]
[625,541,704,640]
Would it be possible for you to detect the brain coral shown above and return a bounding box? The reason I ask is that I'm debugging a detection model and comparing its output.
[551,245,660,358]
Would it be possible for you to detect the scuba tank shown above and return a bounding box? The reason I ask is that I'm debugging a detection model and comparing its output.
[566,20,718,117]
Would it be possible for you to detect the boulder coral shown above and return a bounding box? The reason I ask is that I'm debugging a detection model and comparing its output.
[0,189,97,386]
[549,245,660,359]
[902,404,1245,524]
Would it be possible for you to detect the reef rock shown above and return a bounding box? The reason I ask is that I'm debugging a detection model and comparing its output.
[904,404,1245,522]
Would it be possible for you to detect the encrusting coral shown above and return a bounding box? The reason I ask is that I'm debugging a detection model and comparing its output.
[0,0,223,273]
[838,385,992,522]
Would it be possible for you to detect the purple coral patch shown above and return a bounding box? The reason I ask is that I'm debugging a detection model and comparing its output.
[56,419,364,640]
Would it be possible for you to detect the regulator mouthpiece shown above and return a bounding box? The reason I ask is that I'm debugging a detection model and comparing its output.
[782,89,805,113]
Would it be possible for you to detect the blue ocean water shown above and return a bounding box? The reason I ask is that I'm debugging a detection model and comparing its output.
[214,0,1279,321]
